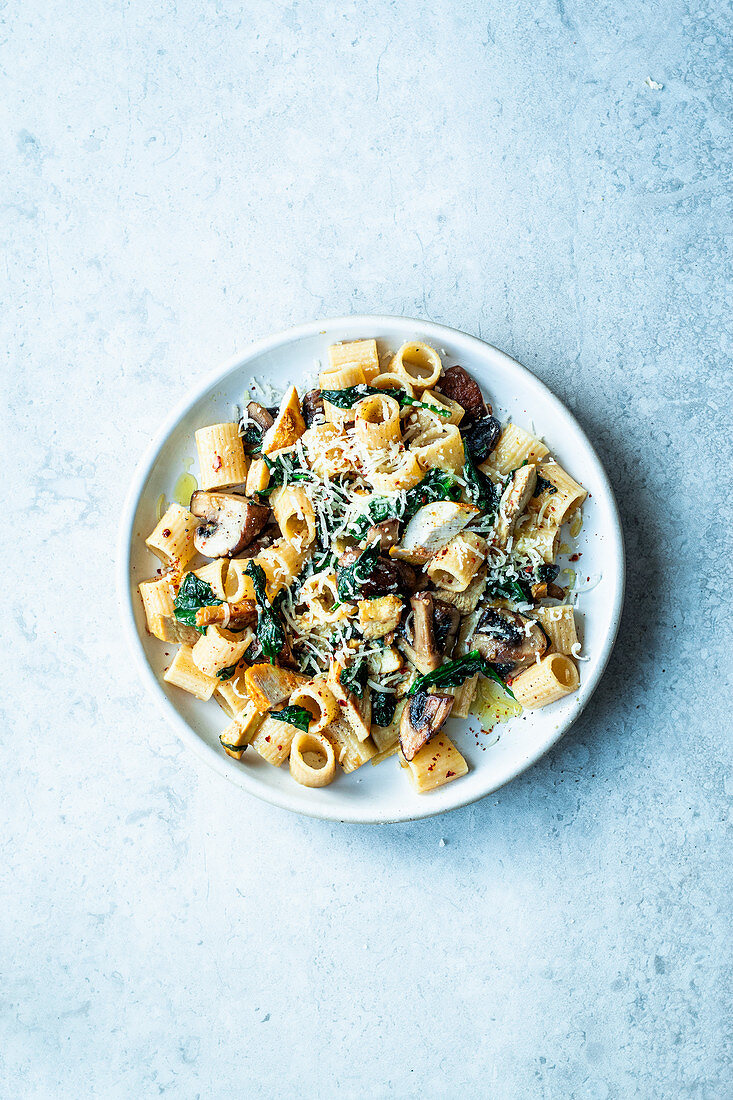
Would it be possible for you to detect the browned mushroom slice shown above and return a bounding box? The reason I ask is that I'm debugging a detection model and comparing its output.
[399,691,454,761]
[190,491,270,558]
[366,518,400,551]
[246,401,275,432]
[338,548,418,599]
[397,593,440,675]
[530,581,566,601]
[472,607,548,672]
[301,389,324,427]
[432,599,461,657]
[437,365,489,423]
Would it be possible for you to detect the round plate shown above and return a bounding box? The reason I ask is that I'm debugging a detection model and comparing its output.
[117,316,624,823]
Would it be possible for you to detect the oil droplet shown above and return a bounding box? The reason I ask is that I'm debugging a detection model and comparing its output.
[156,493,168,521]
[470,676,522,731]
[173,470,198,508]
[569,511,583,539]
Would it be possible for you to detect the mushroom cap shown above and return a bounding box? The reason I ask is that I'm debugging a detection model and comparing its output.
[399,691,454,761]
[190,491,270,558]
[472,607,548,670]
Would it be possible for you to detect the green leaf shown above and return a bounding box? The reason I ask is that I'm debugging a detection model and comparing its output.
[241,421,264,455]
[533,474,557,497]
[336,543,381,601]
[338,656,369,698]
[219,737,246,752]
[269,705,312,732]
[372,690,397,727]
[485,575,531,603]
[320,384,450,417]
[463,454,498,512]
[408,650,515,699]
[403,469,462,521]
[173,573,222,633]
[216,664,238,681]
[348,496,398,538]
[245,561,286,659]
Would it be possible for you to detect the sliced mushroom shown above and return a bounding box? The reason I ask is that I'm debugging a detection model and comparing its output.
[366,518,400,551]
[437,366,489,423]
[494,465,538,544]
[463,415,502,463]
[432,599,460,657]
[408,593,442,674]
[190,491,270,558]
[472,607,548,672]
[232,521,280,561]
[399,502,479,563]
[302,389,324,427]
[246,401,275,432]
[338,548,417,599]
[399,691,454,761]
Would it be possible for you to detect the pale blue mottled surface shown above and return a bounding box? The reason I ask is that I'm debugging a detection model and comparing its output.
[2,1,731,1097]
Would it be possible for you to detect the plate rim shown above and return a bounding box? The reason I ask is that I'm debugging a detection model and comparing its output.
[116,314,625,824]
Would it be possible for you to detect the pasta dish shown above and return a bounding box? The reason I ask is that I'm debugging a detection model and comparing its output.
[139,339,587,794]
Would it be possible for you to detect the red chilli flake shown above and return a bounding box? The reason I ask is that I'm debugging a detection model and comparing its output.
[570,553,581,562]
[265,735,271,743]
[213,455,223,470]
[162,529,171,538]
[446,770,456,778]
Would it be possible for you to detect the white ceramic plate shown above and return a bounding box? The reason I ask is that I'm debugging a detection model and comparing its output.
[117,316,624,823]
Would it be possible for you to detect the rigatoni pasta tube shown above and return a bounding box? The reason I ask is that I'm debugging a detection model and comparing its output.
[289,679,340,735]
[367,449,423,492]
[224,559,256,603]
[298,572,352,624]
[320,363,366,427]
[513,521,560,563]
[418,388,464,425]
[369,372,415,398]
[510,653,579,709]
[405,733,468,793]
[482,424,549,476]
[289,731,337,787]
[427,532,488,592]
[449,673,479,719]
[255,537,307,597]
[411,418,465,474]
[328,339,380,382]
[536,605,579,655]
[302,423,352,479]
[164,645,218,700]
[195,423,249,490]
[389,341,442,391]
[531,461,587,527]
[323,716,376,772]
[354,393,401,451]
[138,574,176,640]
[250,714,299,767]
[145,503,197,568]
[270,485,317,550]
[191,625,250,677]
[192,560,228,600]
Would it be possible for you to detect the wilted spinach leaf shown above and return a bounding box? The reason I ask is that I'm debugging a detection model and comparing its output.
[245,561,286,659]
[173,573,222,633]
[372,691,397,727]
[338,656,369,698]
[269,705,312,732]
[408,650,515,698]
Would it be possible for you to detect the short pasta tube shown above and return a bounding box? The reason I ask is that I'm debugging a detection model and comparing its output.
[289,731,337,787]
[215,667,253,717]
[536,605,579,655]
[192,625,251,678]
[250,713,301,767]
[324,716,376,772]
[410,417,465,474]
[298,571,353,624]
[405,733,468,793]
[389,341,442,392]
[513,521,560,564]
[138,574,175,640]
[289,679,340,735]
[255,537,307,597]
[367,448,423,492]
[369,372,415,398]
[530,461,587,527]
[427,532,488,592]
[327,339,380,382]
[418,388,464,425]
[320,363,366,427]
[481,424,549,476]
[163,645,219,700]
[354,393,401,451]
[449,673,479,719]
[271,485,317,550]
[195,423,249,490]
[224,559,256,603]
[192,559,228,600]
[145,502,197,568]
[510,653,579,708]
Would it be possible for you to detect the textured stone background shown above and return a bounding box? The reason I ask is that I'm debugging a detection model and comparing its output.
[2,1,731,1097]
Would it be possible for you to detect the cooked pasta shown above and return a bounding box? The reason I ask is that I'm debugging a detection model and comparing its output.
[141,340,589,795]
